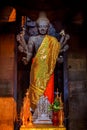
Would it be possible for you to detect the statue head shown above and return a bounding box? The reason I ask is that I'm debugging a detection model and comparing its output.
[36,12,50,35]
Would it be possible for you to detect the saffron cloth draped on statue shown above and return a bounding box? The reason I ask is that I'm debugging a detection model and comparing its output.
[28,35,61,110]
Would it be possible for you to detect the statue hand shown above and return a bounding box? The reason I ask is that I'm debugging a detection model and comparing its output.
[18,45,24,52]
[63,44,69,52]
[17,32,26,47]
[16,34,22,45]
[22,57,28,65]
[58,56,64,63]
[60,44,69,53]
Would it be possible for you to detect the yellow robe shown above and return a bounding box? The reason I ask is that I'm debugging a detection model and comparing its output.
[28,35,61,110]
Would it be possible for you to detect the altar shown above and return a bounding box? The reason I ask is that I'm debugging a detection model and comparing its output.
[19,89,65,130]
[20,124,66,130]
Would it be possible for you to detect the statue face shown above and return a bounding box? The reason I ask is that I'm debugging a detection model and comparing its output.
[37,20,49,35]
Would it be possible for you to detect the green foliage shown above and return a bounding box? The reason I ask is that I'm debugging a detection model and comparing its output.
[48,97,61,112]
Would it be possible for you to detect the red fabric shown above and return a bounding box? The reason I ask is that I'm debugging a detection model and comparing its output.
[44,74,54,104]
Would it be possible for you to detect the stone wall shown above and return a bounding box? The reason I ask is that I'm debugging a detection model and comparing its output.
[68,52,87,130]
[0,34,15,96]
[0,33,17,130]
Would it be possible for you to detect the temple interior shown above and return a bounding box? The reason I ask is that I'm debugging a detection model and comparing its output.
[0,0,87,130]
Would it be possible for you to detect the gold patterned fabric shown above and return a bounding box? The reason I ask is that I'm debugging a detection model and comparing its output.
[28,35,61,110]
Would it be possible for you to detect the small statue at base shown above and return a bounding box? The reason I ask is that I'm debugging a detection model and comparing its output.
[33,95,52,124]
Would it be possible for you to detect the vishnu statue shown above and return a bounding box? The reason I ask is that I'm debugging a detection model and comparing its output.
[17,12,70,112]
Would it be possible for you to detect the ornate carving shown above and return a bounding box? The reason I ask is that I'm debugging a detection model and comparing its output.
[33,95,52,124]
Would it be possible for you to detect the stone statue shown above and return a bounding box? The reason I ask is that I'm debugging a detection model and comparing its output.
[33,95,52,124]
[17,12,70,121]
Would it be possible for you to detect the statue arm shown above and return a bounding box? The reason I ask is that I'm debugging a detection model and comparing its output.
[17,28,28,53]
[22,37,34,65]
[17,28,34,65]
[57,30,70,63]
